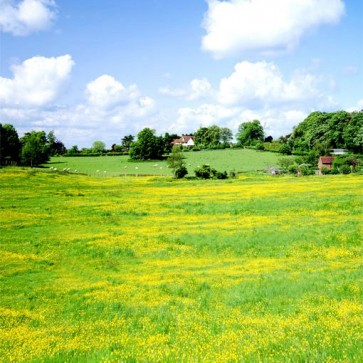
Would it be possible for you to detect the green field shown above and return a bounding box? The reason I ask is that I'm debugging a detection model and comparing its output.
[0,169,362,362]
[48,148,281,176]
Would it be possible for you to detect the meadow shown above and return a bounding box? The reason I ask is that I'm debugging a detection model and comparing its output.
[0,169,362,362]
[48,148,281,176]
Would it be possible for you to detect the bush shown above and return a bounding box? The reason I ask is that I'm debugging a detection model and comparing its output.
[174,166,188,179]
[320,167,331,175]
[194,165,216,179]
[288,164,299,174]
[300,166,314,176]
[279,143,292,155]
[331,167,340,175]
[255,142,265,151]
[229,169,237,178]
[215,171,228,179]
[340,165,351,174]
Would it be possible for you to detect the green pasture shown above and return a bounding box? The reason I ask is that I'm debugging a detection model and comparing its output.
[0,169,362,362]
[47,148,280,176]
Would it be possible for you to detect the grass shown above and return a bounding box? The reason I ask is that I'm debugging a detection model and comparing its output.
[0,169,362,362]
[47,148,281,176]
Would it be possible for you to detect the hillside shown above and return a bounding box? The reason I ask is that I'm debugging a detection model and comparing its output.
[49,148,281,176]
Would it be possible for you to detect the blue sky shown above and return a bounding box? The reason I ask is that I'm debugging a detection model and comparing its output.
[1,0,362,147]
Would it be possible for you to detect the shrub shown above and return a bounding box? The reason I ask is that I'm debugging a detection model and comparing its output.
[300,166,314,176]
[288,164,299,174]
[229,169,237,178]
[194,165,216,179]
[255,142,265,151]
[174,166,188,179]
[320,166,331,175]
[340,165,351,174]
[215,171,228,179]
[331,167,340,175]
[279,143,292,155]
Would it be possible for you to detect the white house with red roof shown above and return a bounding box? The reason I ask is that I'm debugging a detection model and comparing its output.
[172,135,195,147]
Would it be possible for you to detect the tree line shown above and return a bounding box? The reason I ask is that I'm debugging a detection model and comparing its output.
[0,125,66,167]
[1,110,362,166]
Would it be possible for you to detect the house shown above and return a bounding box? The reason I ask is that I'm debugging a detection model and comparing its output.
[172,135,195,147]
[318,156,334,171]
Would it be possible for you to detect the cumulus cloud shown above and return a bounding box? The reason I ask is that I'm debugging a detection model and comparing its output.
[0,70,158,147]
[86,75,140,109]
[169,60,338,137]
[218,61,334,108]
[0,54,74,107]
[159,78,213,101]
[202,0,345,58]
[0,0,56,36]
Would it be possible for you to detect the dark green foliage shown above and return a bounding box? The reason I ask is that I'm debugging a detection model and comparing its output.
[215,170,228,179]
[194,164,228,179]
[129,128,164,160]
[236,120,264,146]
[121,135,134,151]
[20,131,50,166]
[174,166,188,179]
[333,155,360,174]
[163,133,180,154]
[47,131,66,156]
[194,164,216,179]
[0,123,21,165]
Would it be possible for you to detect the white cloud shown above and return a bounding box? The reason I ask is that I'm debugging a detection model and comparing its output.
[0,54,74,107]
[169,60,339,138]
[0,0,56,36]
[202,0,345,58]
[159,78,213,101]
[0,70,158,147]
[188,78,213,100]
[86,75,140,109]
[218,61,334,108]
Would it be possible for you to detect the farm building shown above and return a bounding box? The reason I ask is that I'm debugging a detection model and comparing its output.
[331,149,347,155]
[318,156,334,171]
[172,135,195,147]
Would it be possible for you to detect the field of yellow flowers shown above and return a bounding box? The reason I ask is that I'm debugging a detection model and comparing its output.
[0,169,362,362]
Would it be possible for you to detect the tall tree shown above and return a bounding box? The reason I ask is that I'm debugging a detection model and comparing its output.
[343,111,363,153]
[0,123,21,165]
[236,120,264,146]
[20,131,50,166]
[220,127,233,145]
[92,141,106,153]
[129,128,164,160]
[121,135,134,151]
[48,131,66,156]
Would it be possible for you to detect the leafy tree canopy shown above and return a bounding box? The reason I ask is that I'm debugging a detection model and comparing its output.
[194,125,232,148]
[129,128,164,160]
[236,120,264,146]
[20,131,50,166]
[92,141,106,153]
[289,110,363,154]
[0,123,21,165]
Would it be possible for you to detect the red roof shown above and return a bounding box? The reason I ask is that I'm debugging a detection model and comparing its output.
[319,156,334,164]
